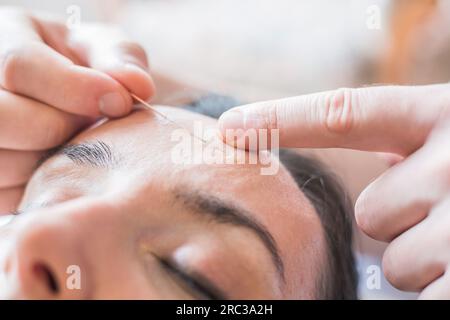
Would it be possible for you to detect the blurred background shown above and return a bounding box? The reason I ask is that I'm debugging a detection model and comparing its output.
[2,0,450,299]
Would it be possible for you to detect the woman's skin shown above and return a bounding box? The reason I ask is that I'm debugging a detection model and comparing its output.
[0,106,325,299]
[3,5,450,299]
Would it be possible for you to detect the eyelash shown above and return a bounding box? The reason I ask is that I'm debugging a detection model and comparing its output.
[157,258,220,300]
[8,209,221,298]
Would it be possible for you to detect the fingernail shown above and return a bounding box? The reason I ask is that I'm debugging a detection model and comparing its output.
[99,92,127,117]
[219,109,265,131]
[219,110,245,131]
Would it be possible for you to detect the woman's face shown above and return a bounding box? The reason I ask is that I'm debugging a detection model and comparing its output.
[0,106,324,299]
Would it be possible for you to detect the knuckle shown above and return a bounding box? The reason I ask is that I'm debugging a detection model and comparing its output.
[323,88,356,134]
[0,9,35,90]
[0,44,24,91]
[38,115,72,149]
[0,41,41,91]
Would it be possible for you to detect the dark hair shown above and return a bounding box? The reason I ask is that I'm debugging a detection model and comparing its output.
[185,94,358,299]
[278,149,357,299]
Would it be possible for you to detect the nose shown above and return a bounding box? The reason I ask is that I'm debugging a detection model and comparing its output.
[9,218,90,299]
[2,197,142,299]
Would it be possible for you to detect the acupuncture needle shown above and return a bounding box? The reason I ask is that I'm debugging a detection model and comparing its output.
[131,93,209,145]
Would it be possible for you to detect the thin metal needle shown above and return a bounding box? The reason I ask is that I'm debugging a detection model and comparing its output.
[131,93,209,144]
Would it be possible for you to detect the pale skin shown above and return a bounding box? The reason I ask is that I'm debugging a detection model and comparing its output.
[0,107,324,299]
[0,7,326,299]
[2,6,450,299]
[0,7,155,212]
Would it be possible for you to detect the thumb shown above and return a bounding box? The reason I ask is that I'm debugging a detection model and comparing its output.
[218,85,449,155]
[67,24,155,113]
[32,15,155,118]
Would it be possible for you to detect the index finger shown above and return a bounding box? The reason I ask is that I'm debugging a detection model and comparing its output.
[218,84,450,155]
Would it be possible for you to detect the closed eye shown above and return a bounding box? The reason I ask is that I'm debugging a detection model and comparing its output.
[157,257,227,300]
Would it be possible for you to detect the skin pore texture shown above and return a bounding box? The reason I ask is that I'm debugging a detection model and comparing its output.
[0,106,326,299]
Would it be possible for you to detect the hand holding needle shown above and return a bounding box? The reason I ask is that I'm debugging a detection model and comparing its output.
[130,93,209,144]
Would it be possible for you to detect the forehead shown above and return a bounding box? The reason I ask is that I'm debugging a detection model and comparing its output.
[70,107,302,208]
[36,107,325,296]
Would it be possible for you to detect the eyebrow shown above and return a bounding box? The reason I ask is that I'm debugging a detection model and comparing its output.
[174,190,285,283]
[41,141,117,168]
[40,141,285,283]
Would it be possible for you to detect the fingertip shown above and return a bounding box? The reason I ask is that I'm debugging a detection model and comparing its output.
[99,90,132,118]
[218,109,244,131]
[219,111,273,151]
[102,62,156,101]
[123,63,156,99]
[67,65,132,117]
[216,121,235,148]
[217,110,241,147]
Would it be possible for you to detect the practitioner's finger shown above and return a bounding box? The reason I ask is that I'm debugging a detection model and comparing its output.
[381,198,450,291]
[355,122,450,241]
[0,186,24,213]
[0,90,90,150]
[66,23,155,101]
[0,8,133,117]
[0,150,44,188]
[219,84,450,155]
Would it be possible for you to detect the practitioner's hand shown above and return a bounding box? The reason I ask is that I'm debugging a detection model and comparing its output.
[0,6,155,212]
[218,84,450,299]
